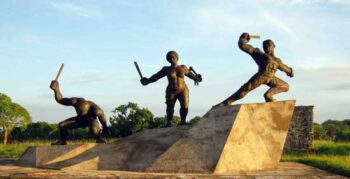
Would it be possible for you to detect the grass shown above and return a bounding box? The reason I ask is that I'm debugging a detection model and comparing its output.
[0,140,349,177]
[282,140,350,177]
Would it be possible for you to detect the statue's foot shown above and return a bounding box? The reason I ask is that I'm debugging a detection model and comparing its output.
[265,98,276,103]
[212,102,228,108]
[179,121,190,126]
[51,140,67,145]
[96,137,107,143]
[166,121,172,127]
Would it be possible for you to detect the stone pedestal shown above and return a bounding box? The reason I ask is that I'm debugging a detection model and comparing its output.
[18,100,295,173]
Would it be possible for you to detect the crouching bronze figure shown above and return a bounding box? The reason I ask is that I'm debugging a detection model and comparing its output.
[50,80,109,145]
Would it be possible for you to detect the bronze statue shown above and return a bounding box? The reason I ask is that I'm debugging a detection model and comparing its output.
[214,33,294,107]
[50,80,109,145]
[139,51,202,127]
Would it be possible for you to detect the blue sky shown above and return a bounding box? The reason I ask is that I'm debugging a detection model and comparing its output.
[0,0,349,123]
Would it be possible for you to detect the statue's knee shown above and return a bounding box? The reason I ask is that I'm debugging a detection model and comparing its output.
[166,107,174,114]
[58,122,65,129]
[90,124,100,136]
[180,108,188,114]
[284,83,289,91]
[264,92,272,101]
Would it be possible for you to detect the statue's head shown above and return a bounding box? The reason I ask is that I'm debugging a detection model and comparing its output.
[166,51,179,65]
[263,39,275,54]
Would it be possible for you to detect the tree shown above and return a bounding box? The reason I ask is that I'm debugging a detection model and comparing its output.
[313,123,326,140]
[0,93,31,144]
[110,102,153,137]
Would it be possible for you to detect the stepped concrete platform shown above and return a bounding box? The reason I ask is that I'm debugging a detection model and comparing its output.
[17,100,295,173]
[0,160,346,178]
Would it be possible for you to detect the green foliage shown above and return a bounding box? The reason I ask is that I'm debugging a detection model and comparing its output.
[148,115,180,128]
[314,123,326,140]
[190,116,201,124]
[0,93,32,144]
[313,120,350,142]
[110,102,154,137]
[282,141,350,177]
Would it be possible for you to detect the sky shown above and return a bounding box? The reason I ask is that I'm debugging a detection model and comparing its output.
[0,0,349,124]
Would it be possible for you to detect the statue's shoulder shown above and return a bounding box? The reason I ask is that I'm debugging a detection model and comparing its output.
[179,64,188,69]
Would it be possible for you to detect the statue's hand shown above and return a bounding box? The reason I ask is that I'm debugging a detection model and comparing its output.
[287,68,294,78]
[194,74,202,86]
[240,32,250,42]
[50,80,59,90]
[140,77,149,86]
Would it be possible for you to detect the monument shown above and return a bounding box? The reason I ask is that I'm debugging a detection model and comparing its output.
[17,33,295,174]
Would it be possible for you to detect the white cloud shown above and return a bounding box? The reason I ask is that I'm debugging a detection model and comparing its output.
[51,2,104,19]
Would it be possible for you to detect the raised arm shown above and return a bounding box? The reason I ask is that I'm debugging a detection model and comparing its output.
[276,58,294,77]
[49,81,76,106]
[140,67,167,85]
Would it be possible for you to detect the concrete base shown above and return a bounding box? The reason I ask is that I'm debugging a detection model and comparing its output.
[17,100,295,173]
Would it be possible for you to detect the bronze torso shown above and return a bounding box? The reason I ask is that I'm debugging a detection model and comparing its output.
[165,65,188,92]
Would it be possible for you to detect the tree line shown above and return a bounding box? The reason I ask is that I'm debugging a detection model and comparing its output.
[314,119,350,142]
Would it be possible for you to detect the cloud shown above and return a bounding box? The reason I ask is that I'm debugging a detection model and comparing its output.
[51,2,104,19]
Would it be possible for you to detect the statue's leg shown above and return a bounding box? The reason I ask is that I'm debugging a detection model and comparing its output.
[178,89,189,125]
[89,118,106,143]
[264,76,289,102]
[214,74,265,107]
[166,92,177,127]
[52,117,83,145]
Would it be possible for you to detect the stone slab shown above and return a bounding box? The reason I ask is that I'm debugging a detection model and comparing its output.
[147,100,295,173]
[0,160,346,178]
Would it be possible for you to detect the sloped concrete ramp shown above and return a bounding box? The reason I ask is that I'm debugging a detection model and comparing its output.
[17,100,295,173]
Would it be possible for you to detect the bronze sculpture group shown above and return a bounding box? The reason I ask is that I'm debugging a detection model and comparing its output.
[50,32,294,145]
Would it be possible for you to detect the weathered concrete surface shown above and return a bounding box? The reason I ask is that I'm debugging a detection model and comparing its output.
[147,100,295,173]
[1,160,346,178]
[18,126,190,170]
[17,101,295,173]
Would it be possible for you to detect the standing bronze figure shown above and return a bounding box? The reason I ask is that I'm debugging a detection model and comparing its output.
[50,80,109,145]
[139,51,202,127]
[214,33,294,107]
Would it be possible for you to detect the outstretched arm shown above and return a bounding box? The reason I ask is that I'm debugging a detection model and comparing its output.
[50,81,76,106]
[140,67,167,85]
[276,58,294,77]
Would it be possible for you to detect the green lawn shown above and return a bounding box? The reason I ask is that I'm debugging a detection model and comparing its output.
[0,140,349,177]
[282,140,350,177]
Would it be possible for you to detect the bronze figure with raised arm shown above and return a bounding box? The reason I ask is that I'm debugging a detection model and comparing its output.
[140,51,202,127]
[50,80,109,145]
[214,32,294,107]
